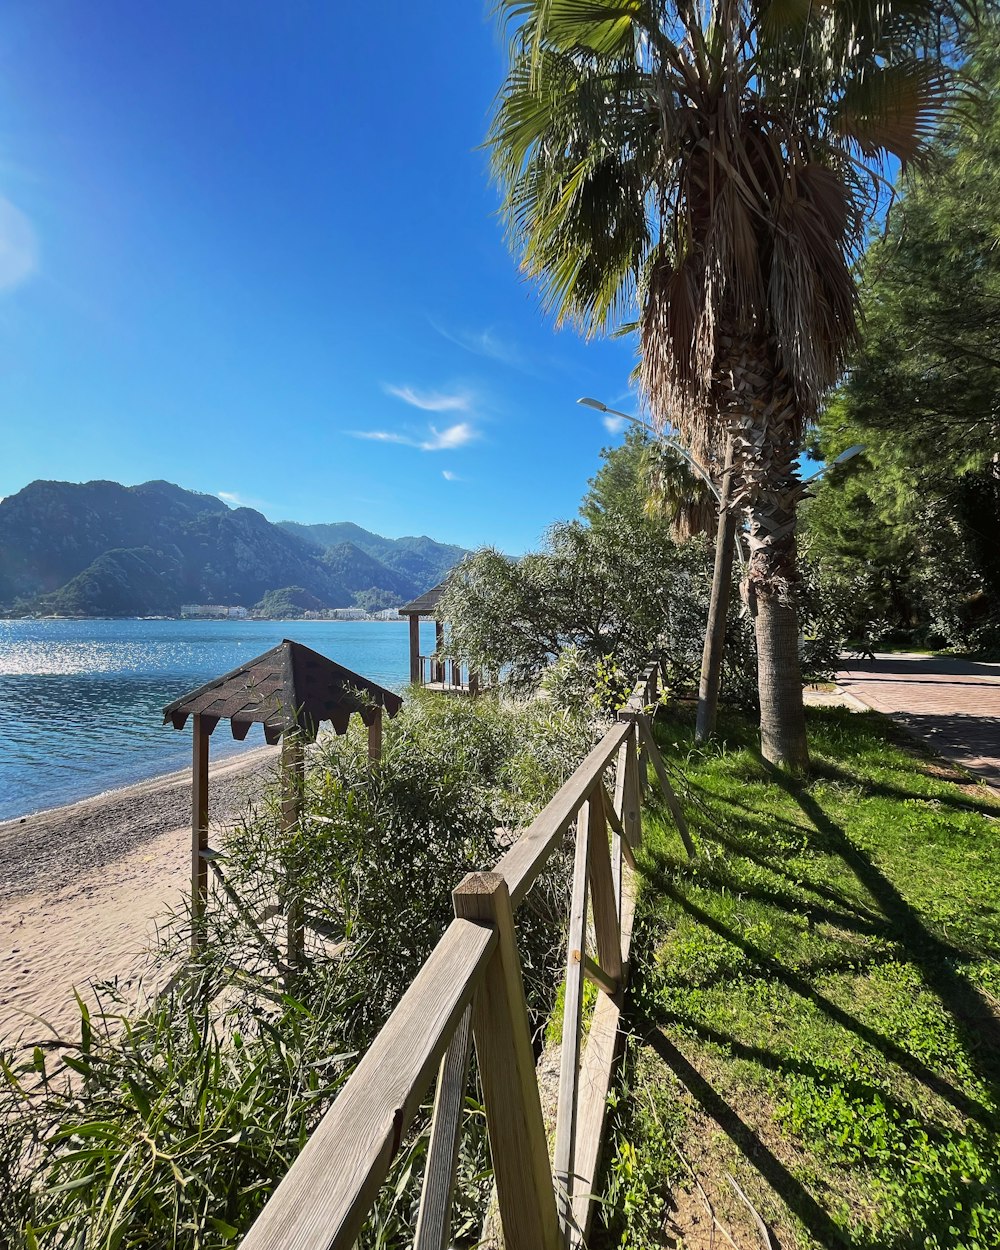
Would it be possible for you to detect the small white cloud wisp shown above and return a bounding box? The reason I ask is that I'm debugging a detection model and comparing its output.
[0,197,39,292]
[603,414,629,434]
[349,421,478,453]
[442,469,461,482]
[430,321,526,370]
[383,383,471,413]
[217,489,280,513]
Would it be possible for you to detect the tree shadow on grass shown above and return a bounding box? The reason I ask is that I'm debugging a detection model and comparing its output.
[632,1009,855,1249]
[648,1006,948,1131]
[812,760,1000,821]
[644,865,996,1128]
[764,761,1000,1078]
[668,845,896,940]
[659,842,1000,964]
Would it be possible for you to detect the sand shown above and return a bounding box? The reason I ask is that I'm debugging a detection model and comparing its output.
[0,747,278,1047]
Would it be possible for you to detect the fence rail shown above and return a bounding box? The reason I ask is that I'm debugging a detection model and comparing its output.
[417,653,478,694]
[241,660,684,1250]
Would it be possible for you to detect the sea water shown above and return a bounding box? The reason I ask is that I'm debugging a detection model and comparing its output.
[0,617,436,821]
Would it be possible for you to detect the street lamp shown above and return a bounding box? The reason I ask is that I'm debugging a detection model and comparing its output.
[801,444,866,483]
[577,396,722,502]
[580,396,865,492]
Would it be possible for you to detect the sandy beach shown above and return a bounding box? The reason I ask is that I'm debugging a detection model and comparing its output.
[0,747,278,1046]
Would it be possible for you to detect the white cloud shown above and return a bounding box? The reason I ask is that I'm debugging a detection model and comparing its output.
[0,197,38,292]
[350,429,413,445]
[430,321,526,370]
[442,470,460,482]
[348,421,478,453]
[603,414,629,434]
[421,422,475,450]
[217,489,279,513]
[383,383,471,413]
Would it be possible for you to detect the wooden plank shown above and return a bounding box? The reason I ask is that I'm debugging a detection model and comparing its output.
[569,861,639,1246]
[494,720,631,910]
[240,918,496,1250]
[600,784,624,840]
[453,873,562,1250]
[601,788,622,913]
[553,801,591,1231]
[191,713,210,955]
[414,1005,473,1250]
[586,794,622,988]
[637,715,696,859]
[617,729,642,851]
[583,954,617,997]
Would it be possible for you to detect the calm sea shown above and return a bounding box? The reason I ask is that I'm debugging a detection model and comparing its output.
[0,618,436,822]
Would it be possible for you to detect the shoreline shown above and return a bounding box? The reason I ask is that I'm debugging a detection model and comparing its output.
[2,614,409,624]
[0,739,272,828]
[0,745,280,1043]
[0,745,279,905]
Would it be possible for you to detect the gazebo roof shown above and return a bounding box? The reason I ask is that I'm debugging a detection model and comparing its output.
[398,580,449,617]
[163,639,403,745]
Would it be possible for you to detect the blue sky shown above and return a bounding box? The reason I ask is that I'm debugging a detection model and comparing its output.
[0,1,642,554]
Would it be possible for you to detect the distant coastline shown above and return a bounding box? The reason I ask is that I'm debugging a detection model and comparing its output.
[1,612,409,623]
[0,616,433,821]
[0,477,469,620]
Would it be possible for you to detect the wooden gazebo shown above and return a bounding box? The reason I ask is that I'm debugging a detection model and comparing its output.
[399,581,478,694]
[163,639,402,962]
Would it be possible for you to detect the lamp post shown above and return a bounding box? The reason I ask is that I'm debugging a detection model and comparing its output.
[578,397,722,500]
[578,397,741,737]
[578,395,863,740]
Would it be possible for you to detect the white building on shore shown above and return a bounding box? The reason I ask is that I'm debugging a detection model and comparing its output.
[180,604,248,618]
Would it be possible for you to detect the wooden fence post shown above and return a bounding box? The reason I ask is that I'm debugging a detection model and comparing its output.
[637,715,696,859]
[615,726,643,852]
[191,713,210,955]
[553,802,591,1233]
[453,873,562,1250]
[414,1005,473,1250]
[586,790,622,989]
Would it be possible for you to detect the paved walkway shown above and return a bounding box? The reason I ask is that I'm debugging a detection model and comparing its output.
[836,653,1000,791]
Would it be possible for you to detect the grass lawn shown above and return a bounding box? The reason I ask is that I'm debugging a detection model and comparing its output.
[596,705,1000,1250]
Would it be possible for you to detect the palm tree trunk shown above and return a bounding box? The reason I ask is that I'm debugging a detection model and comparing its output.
[695,438,737,742]
[743,453,810,774]
[753,589,809,772]
[719,333,810,773]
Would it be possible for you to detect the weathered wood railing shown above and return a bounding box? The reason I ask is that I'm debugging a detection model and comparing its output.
[241,660,689,1250]
[417,653,479,694]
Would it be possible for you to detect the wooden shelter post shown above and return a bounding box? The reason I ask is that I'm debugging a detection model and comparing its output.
[367,708,383,763]
[191,713,210,955]
[282,732,306,977]
[408,614,421,684]
[434,620,445,684]
[165,639,403,974]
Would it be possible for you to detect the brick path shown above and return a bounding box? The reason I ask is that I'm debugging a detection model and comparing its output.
[837,653,1000,791]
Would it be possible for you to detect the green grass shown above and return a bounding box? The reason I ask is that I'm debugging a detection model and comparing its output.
[597,705,1000,1250]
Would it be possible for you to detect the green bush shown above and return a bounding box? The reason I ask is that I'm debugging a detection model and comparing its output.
[1,690,597,1249]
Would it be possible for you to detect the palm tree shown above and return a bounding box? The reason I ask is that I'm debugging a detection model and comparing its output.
[489,0,973,770]
[642,437,719,541]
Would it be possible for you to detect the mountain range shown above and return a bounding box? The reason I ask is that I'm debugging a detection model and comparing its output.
[0,479,469,617]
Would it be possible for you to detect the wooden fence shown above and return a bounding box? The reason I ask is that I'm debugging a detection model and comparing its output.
[417,653,479,695]
[241,661,690,1250]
